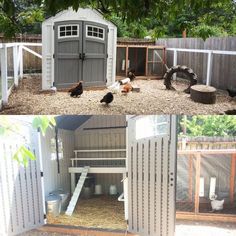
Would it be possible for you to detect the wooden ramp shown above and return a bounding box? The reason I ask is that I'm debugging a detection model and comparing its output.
[65,166,89,216]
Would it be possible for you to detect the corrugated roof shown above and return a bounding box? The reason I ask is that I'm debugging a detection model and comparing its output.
[56,115,92,130]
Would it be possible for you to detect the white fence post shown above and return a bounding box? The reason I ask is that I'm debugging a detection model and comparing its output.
[1,44,8,105]
[13,45,19,87]
[206,51,213,86]
[173,49,177,80]
[19,45,23,78]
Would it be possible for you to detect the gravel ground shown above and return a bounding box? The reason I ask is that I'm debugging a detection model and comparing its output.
[1,76,236,115]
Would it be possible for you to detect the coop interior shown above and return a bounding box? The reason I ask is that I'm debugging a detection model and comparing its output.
[116,45,166,79]
[42,115,127,230]
[177,139,236,220]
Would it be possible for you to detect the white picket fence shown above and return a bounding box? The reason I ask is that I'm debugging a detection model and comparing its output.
[0,43,42,109]
[0,137,45,236]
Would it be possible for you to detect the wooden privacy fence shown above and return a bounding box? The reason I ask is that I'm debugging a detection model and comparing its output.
[156,37,236,90]
[176,137,236,222]
[0,43,42,108]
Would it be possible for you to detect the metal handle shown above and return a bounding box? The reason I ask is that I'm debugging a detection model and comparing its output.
[82,53,86,61]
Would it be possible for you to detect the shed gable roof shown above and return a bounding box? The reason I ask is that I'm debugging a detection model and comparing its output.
[43,8,116,28]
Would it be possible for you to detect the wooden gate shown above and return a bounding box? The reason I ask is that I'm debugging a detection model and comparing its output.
[0,132,44,236]
[127,115,177,236]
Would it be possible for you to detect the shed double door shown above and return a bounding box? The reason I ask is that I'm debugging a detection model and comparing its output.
[127,115,177,236]
[54,21,108,88]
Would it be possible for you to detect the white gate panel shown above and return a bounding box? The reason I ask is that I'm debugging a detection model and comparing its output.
[0,140,44,236]
[127,115,177,236]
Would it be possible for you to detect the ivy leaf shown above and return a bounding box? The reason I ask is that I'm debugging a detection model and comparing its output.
[32,116,56,136]
[13,146,36,167]
[0,126,6,135]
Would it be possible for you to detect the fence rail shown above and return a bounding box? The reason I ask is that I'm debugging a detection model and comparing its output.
[0,42,42,109]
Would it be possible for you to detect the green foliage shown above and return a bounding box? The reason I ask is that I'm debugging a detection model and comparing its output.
[190,24,228,40]
[0,0,235,39]
[179,115,236,137]
[0,0,45,37]
[13,146,36,167]
[32,116,56,136]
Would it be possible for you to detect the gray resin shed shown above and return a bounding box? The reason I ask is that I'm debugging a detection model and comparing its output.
[42,8,117,90]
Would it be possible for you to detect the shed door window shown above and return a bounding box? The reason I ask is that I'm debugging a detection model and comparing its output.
[58,25,79,38]
[135,115,169,140]
[50,137,63,160]
[86,25,105,40]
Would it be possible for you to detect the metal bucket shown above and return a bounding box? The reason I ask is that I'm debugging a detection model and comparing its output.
[82,186,92,199]
[46,194,61,217]
[94,184,102,195]
[51,190,70,211]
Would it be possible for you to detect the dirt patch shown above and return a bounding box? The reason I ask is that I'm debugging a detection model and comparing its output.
[1,76,236,115]
[47,196,127,230]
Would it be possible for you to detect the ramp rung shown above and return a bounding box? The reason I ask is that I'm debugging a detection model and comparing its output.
[65,166,89,216]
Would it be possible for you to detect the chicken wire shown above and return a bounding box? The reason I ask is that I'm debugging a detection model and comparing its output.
[177,153,236,215]
[176,154,196,213]
[199,154,235,215]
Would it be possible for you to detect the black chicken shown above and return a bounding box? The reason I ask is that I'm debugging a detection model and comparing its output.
[69,82,83,98]
[227,89,236,98]
[100,92,114,105]
[128,69,136,81]
[225,110,236,115]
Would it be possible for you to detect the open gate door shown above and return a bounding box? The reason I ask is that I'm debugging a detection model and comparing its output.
[127,115,177,236]
[0,128,45,236]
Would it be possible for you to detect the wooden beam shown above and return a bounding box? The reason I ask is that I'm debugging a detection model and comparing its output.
[68,167,126,174]
[188,155,193,202]
[178,149,236,155]
[230,153,236,204]
[194,153,201,214]
[176,211,236,223]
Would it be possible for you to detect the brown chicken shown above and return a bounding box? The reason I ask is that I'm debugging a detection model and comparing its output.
[122,83,133,94]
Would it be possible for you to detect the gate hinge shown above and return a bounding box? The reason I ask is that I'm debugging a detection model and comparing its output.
[107,54,108,58]
[44,214,47,219]
[53,25,55,30]
[53,54,55,59]
[107,28,109,33]
[41,171,44,177]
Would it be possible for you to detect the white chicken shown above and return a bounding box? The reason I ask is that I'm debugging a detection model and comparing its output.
[210,194,224,212]
[108,81,120,94]
[50,86,57,94]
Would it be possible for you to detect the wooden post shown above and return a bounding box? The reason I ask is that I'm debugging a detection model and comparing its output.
[206,51,213,86]
[1,45,8,105]
[194,153,201,214]
[182,29,187,38]
[230,154,236,205]
[145,47,148,76]
[13,45,19,87]
[173,49,177,80]
[188,155,193,202]
[125,46,129,76]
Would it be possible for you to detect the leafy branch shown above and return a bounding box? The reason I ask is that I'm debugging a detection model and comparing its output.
[0,116,56,167]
